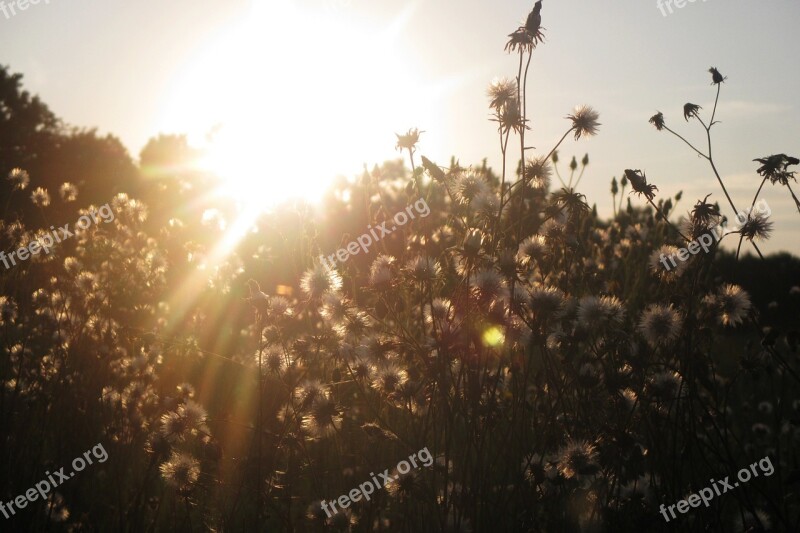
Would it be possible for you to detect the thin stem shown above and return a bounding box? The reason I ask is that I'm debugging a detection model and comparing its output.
[664,126,708,160]
[786,182,800,215]
[709,83,721,127]
[647,197,689,241]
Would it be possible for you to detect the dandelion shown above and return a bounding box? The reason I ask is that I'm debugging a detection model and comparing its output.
[556,440,599,479]
[567,105,601,140]
[703,284,751,327]
[159,452,200,492]
[7,168,29,190]
[649,112,665,131]
[59,182,78,202]
[300,265,342,300]
[487,77,517,110]
[638,304,682,347]
[30,187,51,207]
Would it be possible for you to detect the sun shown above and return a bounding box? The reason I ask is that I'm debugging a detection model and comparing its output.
[158,0,439,209]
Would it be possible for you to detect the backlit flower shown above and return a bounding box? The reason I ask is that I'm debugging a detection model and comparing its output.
[7,168,29,190]
[567,105,601,140]
[638,304,682,348]
[31,187,50,207]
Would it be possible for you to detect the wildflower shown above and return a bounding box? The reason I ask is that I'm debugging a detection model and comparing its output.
[455,171,490,204]
[517,234,548,266]
[369,254,395,288]
[469,268,509,303]
[395,128,423,152]
[529,285,564,317]
[703,284,751,327]
[624,169,658,201]
[505,28,535,53]
[159,452,200,492]
[649,245,689,280]
[7,168,29,190]
[576,295,625,328]
[753,153,798,186]
[638,304,682,347]
[524,156,552,189]
[567,105,601,140]
[487,77,518,110]
[294,379,327,409]
[733,509,771,533]
[176,383,195,399]
[691,194,721,225]
[708,67,726,85]
[0,296,17,326]
[739,213,773,241]
[646,370,682,399]
[683,103,702,121]
[556,440,599,479]
[44,492,69,522]
[525,0,543,36]
[63,257,82,276]
[302,395,342,438]
[406,255,440,283]
[246,279,270,314]
[320,292,350,323]
[493,98,526,134]
[30,187,51,207]
[373,363,408,395]
[160,411,188,441]
[649,112,665,131]
[59,182,78,202]
[300,265,342,300]
[269,296,293,318]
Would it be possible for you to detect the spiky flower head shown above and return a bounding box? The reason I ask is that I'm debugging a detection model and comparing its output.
[638,304,682,348]
[649,112,665,131]
[753,153,798,186]
[567,105,601,140]
[159,452,200,492]
[708,67,726,85]
[59,182,78,202]
[683,103,702,121]
[31,187,50,207]
[7,168,29,190]
[556,440,599,479]
[624,169,658,201]
[691,194,721,226]
[455,171,490,204]
[302,395,342,439]
[524,156,552,189]
[703,284,751,327]
[395,128,423,152]
[739,213,773,241]
[487,77,518,111]
[300,265,342,300]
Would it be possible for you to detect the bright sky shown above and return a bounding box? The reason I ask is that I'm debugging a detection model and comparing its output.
[2,0,798,254]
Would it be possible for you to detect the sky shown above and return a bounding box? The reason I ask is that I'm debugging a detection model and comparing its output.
[1,0,799,255]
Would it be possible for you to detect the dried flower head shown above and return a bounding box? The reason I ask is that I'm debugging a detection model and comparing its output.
[739,213,773,241]
[567,105,601,140]
[708,67,726,85]
[649,112,665,131]
[300,265,342,300]
[395,128,423,152]
[703,284,751,327]
[59,182,78,202]
[487,77,518,110]
[753,154,798,186]
[556,440,599,479]
[159,452,200,492]
[31,187,51,207]
[7,168,30,190]
[624,169,658,201]
[683,103,702,121]
[638,304,682,348]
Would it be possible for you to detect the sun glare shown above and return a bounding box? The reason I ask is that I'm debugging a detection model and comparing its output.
[158,0,438,209]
